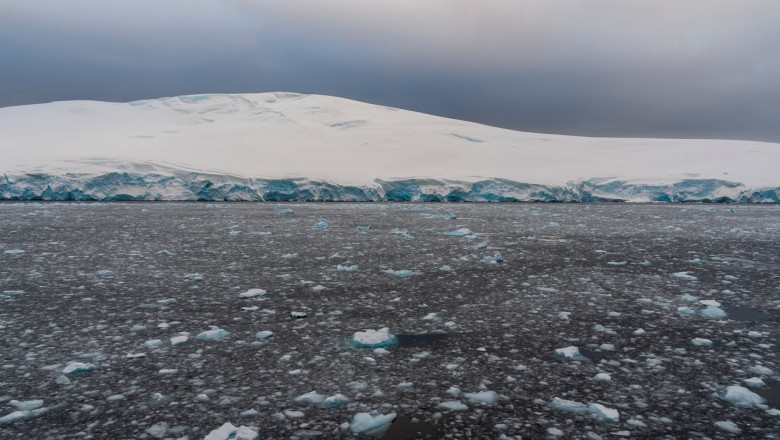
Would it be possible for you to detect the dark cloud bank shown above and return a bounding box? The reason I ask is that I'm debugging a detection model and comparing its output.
[1,0,779,142]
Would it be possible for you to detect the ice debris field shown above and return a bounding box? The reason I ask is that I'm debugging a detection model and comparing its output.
[1,202,779,439]
[1,92,779,202]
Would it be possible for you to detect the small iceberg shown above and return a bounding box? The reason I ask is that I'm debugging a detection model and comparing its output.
[701,306,727,319]
[336,264,359,273]
[444,228,474,237]
[555,346,586,361]
[295,391,325,404]
[481,252,503,264]
[239,289,266,299]
[196,326,230,341]
[255,330,274,339]
[350,412,396,437]
[313,219,328,228]
[204,423,258,440]
[464,391,498,404]
[723,385,766,407]
[437,400,468,411]
[382,269,414,277]
[321,394,349,409]
[352,328,397,348]
[550,398,589,414]
[62,362,96,375]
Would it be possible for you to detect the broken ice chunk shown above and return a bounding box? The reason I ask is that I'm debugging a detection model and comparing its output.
[239,289,266,299]
[255,331,274,339]
[555,346,586,361]
[700,306,727,319]
[714,421,741,435]
[589,403,620,423]
[62,362,96,375]
[672,272,697,281]
[352,328,397,348]
[382,269,414,277]
[350,412,396,437]
[480,252,503,264]
[437,401,468,411]
[9,400,43,411]
[444,228,474,237]
[184,273,204,282]
[196,327,230,341]
[336,264,359,273]
[313,219,328,228]
[550,398,589,414]
[723,385,766,407]
[321,394,349,409]
[691,338,713,347]
[464,391,498,404]
[295,391,325,404]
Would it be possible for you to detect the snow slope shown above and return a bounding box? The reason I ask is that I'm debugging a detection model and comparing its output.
[1,92,778,201]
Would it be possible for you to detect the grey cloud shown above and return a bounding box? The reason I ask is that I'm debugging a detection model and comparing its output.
[1,0,779,142]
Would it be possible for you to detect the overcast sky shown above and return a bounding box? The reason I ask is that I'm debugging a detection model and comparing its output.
[2,0,779,142]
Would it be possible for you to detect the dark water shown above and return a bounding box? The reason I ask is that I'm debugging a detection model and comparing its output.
[0,202,778,439]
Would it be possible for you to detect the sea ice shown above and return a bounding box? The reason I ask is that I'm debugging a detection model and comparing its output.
[170,335,188,346]
[196,327,230,341]
[692,338,713,347]
[439,265,453,271]
[382,269,414,277]
[239,289,266,299]
[444,228,474,237]
[314,219,328,228]
[295,391,325,404]
[184,273,204,282]
[2,290,23,296]
[438,401,468,411]
[10,400,43,411]
[336,264,359,273]
[672,272,697,281]
[0,411,31,425]
[464,390,498,404]
[593,373,612,382]
[255,330,274,339]
[589,403,620,423]
[350,412,396,436]
[550,398,588,414]
[714,421,742,434]
[352,328,397,348]
[555,346,585,361]
[744,377,766,388]
[481,252,503,264]
[700,306,727,319]
[723,385,766,407]
[321,394,349,408]
[62,362,96,375]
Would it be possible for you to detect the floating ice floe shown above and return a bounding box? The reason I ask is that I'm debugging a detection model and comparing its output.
[700,306,727,319]
[751,365,774,375]
[321,394,349,409]
[438,401,468,411]
[314,219,328,228]
[589,403,620,423]
[464,391,498,404]
[681,294,699,302]
[336,264,359,273]
[692,338,713,347]
[170,335,188,346]
[699,299,721,307]
[350,412,396,436]
[593,373,612,382]
[311,285,327,292]
[9,400,43,411]
[439,265,453,272]
[143,339,163,348]
[382,269,414,277]
[0,411,34,425]
[62,362,96,375]
[672,271,697,281]
[352,328,397,348]
[390,228,414,239]
[196,326,230,341]
[555,346,586,361]
[743,377,766,388]
[2,290,23,296]
[290,311,307,319]
[550,398,589,414]
[95,270,115,277]
[557,312,571,321]
[280,209,294,215]
[356,225,372,231]
[282,253,298,259]
[204,423,258,440]
[723,385,766,407]
[481,252,503,264]
[256,331,274,339]
[295,391,325,404]
[184,273,204,282]
[239,289,266,299]
[714,421,742,435]
[444,228,474,237]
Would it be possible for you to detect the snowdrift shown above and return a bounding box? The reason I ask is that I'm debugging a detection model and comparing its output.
[1,92,778,202]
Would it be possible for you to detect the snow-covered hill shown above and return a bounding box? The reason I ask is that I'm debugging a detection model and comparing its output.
[1,92,778,201]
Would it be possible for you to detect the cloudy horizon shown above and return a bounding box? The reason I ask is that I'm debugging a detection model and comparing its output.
[2,0,779,142]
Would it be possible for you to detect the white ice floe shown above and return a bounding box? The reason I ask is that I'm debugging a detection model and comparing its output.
[480,252,503,264]
[444,228,474,237]
[692,338,713,347]
[184,273,204,282]
[588,403,620,423]
[555,346,585,361]
[295,391,325,404]
[672,271,697,281]
[311,285,327,292]
[336,264,359,273]
[744,377,766,388]
[255,331,274,339]
[9,400,43,411]
[439,265,453,272]
[170,335,189,346]
[464,391,498,404]
[593,373,612,383]
[700,306,727,319]
[62,361,96,375]
[438,401,468,411]
[239,289,266,299]
[714,420,742,434]
[196,326,230,341]
[750,365,774,375]
[350,412,396,436]
[550,398,588,414]
[204,423,258,440]
[352,328,397,348]
[321,394,349,409]
[723,385,766,407]
[382,269,415,277]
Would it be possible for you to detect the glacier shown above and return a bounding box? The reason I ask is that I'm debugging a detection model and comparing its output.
[1,92,778,202]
